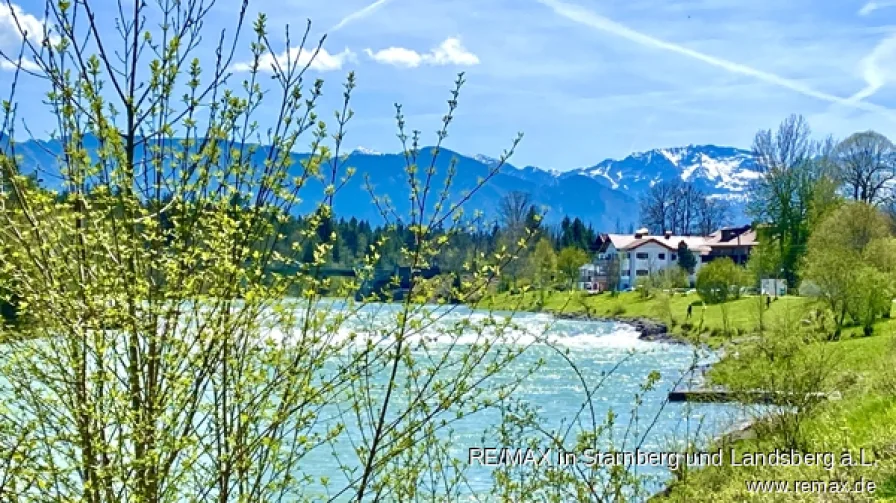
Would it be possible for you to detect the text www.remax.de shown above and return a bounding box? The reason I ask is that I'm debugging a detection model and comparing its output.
[745,478,876,495]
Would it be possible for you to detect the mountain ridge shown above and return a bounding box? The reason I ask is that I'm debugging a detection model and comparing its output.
[0,134,757,230]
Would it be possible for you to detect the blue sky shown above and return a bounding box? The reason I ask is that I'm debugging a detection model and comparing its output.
[1,0,896,170]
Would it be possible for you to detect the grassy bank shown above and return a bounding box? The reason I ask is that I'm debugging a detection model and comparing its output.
[476,289,814,343]
[477,289,896,501]
[662,325,896,501]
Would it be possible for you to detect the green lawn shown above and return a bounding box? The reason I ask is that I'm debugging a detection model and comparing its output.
[477,289,815,341]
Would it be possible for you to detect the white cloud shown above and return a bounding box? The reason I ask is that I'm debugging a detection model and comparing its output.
[231,47,354,73]
[364,37,480,68]
[537,0,896,119]
[427,38,480,66]
[1,2,55,72]
[364,46,424,67]
[0,2,46,46]
[0,57,39,71]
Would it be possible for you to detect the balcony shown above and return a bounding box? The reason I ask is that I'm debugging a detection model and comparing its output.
[581,259,625,280]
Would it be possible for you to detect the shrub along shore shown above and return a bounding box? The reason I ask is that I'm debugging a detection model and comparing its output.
[474,289,896,501]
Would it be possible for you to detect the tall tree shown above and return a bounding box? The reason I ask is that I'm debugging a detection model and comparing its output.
[557,247,590,287]
[833,131,896,205]
[695,197,730,236]
[668,183,703,235]
[677,241,697,275]
[640,180,727,235]
[524,204,542,236]
[747,114,839,286]
[497,191,532,233]
[639,180,680,234]
[531,237,557,294]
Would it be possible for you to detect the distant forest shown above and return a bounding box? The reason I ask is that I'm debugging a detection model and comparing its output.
[275,208,600,271]
[33,177,601,273]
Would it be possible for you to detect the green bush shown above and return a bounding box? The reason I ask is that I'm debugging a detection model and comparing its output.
[696,258,746,304]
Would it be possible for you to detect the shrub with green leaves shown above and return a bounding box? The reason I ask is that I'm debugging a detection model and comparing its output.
[802,202,896,337]
[696,258,746,305]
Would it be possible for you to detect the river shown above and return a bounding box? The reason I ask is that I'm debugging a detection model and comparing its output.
[0,301,748,500]
[281,302,746,499]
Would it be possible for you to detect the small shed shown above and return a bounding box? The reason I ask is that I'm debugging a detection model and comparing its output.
[761,278,787,297]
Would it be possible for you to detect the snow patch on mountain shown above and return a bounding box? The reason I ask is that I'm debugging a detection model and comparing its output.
[582,165,619,189]
[353,146,383,155]
[678,152,759,192]
[660,148,683,166]
[474,154,501,166]
[680,163,699,181]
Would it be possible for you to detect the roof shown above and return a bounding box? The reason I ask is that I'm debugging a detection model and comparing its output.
[622,237,679,252]
[704,226,759,247]
[605,233,713,255]
[602,226,758,255]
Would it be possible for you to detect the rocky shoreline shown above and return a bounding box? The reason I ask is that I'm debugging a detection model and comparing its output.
[551,311,688,345]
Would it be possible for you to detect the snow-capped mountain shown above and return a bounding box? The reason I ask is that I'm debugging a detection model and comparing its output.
[352,146,384,156]
[564,145,759,198]
[1,133,758,230]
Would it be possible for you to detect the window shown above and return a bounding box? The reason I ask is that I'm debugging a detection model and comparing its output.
[636,269,649,276]
[636,252,649,259]
[671,254,677,261]
[658,253,666,260]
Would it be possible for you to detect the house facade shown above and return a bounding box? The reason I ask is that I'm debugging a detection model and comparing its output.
[578,225,759,291]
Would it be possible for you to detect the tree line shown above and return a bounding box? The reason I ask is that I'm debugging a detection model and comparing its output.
[1,178,601,287]
[265,190,600,274]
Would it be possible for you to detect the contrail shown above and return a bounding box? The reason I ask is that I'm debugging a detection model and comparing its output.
[859,0,896,16]
[848,32,896,103]
[537,0,896,119]
[327,0,393,34]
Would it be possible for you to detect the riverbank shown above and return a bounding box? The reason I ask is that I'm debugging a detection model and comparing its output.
[659,327,896,501]
[478,289,896,501]
[474,289,813,347]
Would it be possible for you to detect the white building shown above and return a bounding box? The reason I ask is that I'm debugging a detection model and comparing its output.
[578,226,758,291]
